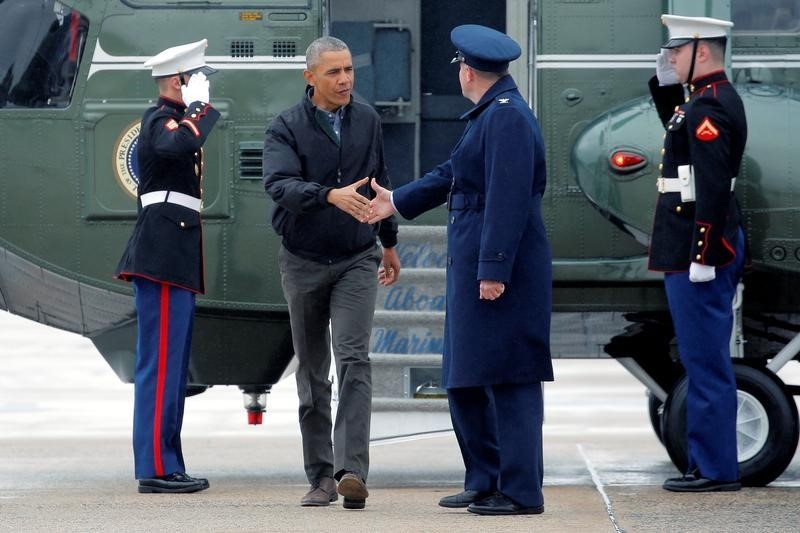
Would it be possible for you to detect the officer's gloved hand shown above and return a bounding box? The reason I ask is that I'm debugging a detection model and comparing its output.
[689,262,716,283]
[181,72,210,105]
[656,49,679,86]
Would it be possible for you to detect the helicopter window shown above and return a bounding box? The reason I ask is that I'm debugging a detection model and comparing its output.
[0,1,89,109]
[731,0,800,33]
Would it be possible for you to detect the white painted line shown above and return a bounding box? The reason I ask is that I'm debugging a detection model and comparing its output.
[370,429,453,447]
[577,443,624,533]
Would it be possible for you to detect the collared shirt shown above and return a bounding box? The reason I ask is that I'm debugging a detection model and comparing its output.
[327,106,345,140]
[307,92,345,143]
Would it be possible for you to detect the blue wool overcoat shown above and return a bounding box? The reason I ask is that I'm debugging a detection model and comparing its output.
[393,75,553,388]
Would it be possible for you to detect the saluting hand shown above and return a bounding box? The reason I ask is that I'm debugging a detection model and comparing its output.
[327,176,371,222]
[479,280,505,300]
[368,179,396,224]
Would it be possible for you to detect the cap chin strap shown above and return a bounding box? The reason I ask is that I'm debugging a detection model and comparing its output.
[686,39,699,91]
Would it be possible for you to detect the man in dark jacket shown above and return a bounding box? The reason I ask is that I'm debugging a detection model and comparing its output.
[369,25,552,516]
[115,39,220,493]
[649,15,746,492]
[262,35,400,510]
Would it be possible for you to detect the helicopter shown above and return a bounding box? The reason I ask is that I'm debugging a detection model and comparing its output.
[1,0,799,485]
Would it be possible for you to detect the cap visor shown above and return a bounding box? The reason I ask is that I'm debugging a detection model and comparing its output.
[193,65,217,76]
[662,38,693,49]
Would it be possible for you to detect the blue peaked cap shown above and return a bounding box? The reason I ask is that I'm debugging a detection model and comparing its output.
[450,24,521,73]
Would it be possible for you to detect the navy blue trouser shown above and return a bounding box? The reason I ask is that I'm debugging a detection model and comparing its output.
[663,229,745,482]
[132,277,195,479]
[448,382,544,508]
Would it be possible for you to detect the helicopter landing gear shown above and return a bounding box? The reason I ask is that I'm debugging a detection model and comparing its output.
[660,364,799,486]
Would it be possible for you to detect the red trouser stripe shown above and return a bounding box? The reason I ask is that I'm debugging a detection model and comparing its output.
[153,283,170,476]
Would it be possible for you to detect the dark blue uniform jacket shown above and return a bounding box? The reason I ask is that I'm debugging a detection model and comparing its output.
[115,96,220,293]
[393,75,553,388]
[648,71,747,271]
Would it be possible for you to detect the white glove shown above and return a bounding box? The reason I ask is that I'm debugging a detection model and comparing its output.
[656,49,679,86]
[689,262,716,283]
[180,72,210,105]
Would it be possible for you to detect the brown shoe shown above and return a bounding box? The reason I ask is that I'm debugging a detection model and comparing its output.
[337,472,368,510]
[300,476,338,506]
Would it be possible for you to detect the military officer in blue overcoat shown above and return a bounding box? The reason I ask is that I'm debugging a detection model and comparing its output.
[369,24,552,515]
[649,15,747,492]
[115,39,220,493]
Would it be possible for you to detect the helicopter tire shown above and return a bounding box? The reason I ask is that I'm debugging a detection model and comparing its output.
[647,391,664,444]
[661,364,799,486]
[185,385,209,397]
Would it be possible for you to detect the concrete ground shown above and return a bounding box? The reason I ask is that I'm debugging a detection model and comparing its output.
[2,311,800,532]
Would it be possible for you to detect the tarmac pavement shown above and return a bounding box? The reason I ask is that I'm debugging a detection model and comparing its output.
[1,311,800,532]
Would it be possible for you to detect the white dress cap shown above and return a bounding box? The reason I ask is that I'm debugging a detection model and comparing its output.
[661,15,733,49]
[144,38,216,78]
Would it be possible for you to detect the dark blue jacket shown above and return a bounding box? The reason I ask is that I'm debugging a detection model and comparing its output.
[393,75,553,387]
[262,88,398,262]
[115,96,220,293]
[648,71,747,271]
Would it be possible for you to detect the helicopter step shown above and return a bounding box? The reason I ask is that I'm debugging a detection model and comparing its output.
[370,225,448,409]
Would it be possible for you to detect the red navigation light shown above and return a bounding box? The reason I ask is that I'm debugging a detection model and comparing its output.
[609,150,647,173]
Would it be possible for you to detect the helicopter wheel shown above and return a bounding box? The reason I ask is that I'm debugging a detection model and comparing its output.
[660,364,799,486]
[647,391,664,444]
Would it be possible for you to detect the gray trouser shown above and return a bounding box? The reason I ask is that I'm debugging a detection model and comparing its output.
[279,244,380,483]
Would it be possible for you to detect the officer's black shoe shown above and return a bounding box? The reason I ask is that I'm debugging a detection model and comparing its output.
[467,493,544,515]
[438,489,495,508]
[662,472,740,492]
[138,472,210,494]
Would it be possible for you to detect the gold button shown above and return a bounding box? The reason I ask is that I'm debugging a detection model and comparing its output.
[661,148,666,156]
[676,206,682,213]
[658,163,663,171]
[191,114,197,118]
[180,221,186,228]
[700,227,706,233]
[663,133,667,139]
[696,254,702,260]
[698,241,703,246]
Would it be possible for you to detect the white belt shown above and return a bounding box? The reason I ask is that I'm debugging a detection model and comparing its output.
[656,177,736,194]
[140,190,201,212]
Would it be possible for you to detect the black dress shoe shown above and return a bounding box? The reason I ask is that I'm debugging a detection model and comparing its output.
[662,473,740,492]
[438,489,495,508]
[138,472,210,494]
[467,493,544,515]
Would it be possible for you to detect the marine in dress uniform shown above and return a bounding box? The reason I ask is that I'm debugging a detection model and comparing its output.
[114,39,220,493]
[649,15,747,492]
[368,25,552,515]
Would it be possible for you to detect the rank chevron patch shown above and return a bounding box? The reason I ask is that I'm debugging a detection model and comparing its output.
[695,117,719,141]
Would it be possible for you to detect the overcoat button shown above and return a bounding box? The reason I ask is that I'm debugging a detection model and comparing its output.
[450,216,455,224]
[496,252,504,259]
[676,206,682,213]
[698,240,703,246]
[696,254,702,260]
[180,221,186,228]
[700,227,706,233]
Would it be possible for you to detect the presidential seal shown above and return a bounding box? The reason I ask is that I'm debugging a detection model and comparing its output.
[113,121,141,198]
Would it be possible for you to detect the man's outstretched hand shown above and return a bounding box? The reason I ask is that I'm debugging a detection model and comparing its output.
[327,176,371,222]
[368,179,396,224]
